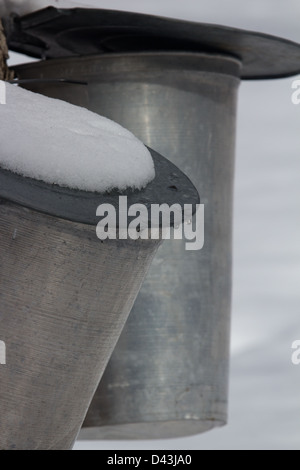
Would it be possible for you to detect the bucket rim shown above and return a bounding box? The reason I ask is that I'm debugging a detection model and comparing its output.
[4,7,300,80]
[0,147,200,227]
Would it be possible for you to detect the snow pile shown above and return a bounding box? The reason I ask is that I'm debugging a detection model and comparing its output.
[0,82,155,192]
[0,0,91,18]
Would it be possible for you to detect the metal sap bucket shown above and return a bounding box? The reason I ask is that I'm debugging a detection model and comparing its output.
[0,147,199,449]
[14,53,239,439]
[12,9,300,439]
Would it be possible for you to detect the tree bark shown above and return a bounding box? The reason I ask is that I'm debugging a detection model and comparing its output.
[0,19,14,81]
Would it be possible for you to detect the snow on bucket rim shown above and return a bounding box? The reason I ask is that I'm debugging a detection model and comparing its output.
[0,81,155,193]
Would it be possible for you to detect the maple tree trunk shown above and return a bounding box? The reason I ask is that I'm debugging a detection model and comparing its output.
[0,19,14,81]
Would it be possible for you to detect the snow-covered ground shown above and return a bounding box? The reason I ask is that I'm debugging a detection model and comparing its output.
[6,0,300,450]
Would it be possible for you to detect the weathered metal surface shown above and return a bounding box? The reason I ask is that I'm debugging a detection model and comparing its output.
[15,52,240,438]
[0,204,163,449]
[0,139,199,448]
[5,7,300,79]
[0,148,199,226]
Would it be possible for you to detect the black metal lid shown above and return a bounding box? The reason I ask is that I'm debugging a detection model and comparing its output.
[4,7,300,80]
[0,147,200,227]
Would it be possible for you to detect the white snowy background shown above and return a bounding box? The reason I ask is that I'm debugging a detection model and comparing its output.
[5,0,300,450]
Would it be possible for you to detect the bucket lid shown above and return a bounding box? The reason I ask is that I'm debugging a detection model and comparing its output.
[4,7,300,80]
[0,147,200,227]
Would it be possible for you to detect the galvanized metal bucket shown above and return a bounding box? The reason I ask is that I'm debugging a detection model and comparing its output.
[11,7,300,440]
[0,148,198,449]
[14,52,239,439]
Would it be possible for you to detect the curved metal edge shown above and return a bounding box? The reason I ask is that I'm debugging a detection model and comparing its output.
[0,148,200,227]
[13,52,242,81]
[4,7,300,80]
